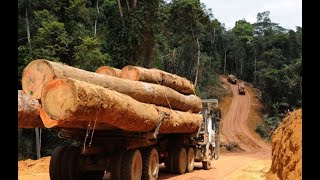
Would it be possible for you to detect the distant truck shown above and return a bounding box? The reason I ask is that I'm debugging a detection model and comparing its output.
[238,82,245,95]
[227,74,237,84]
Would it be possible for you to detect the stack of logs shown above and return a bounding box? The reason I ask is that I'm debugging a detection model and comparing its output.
[18,59,203,134]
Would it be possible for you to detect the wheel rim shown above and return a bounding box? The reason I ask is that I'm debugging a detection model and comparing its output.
[188,148,194,171]
[131,150,142,180]
[150,151,159,177]
[179,148,187,173]
[150,150,159,178]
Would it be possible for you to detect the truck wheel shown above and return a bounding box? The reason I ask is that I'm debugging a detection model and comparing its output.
[111,152,124,180]
[49,146,67,180]
[165,149,175,173]
[202,148,213,170]
[202,161,211,170]
[173,147,187,174]
[121,149,142,180]
[61,146,81,180]
[142,148,159,180]
[186,147,195,172]
[81,171,105,180]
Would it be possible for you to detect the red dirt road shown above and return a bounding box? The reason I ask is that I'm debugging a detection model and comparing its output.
[18,77,271,180]
[220,77,270,153]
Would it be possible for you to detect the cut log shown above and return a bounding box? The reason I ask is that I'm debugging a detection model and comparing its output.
[120,65,195,95]
[39,109,117,130]
[22,59,201,112]
[18,90,45,128]
[96,66,121,77]
[40,78,203,133]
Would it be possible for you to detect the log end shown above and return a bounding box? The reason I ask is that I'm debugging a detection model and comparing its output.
[120,65,140,80]
[39,109,61,128]
[96,66,117,77]
[41,78,77,120]
[21,59,56,99]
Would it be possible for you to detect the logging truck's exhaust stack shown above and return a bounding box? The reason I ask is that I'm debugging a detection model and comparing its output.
[49,99,221,180]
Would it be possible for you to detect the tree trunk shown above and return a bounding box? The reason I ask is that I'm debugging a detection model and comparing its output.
[117,0,123,18]
[125,0,131,13]
[224,50,227,75]
[96,66,121,77]
[94,0,99,37]
[254,48,257,84]
[194,38,201,89]
[18,90,44,128]
[22,60,201,112]
[120,65,195,95]
[240,58,243,75]
[41,78,203,134]
[26,8,31,51]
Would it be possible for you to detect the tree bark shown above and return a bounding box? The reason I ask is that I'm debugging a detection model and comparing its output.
[22,60,201,112]
[120,65,195,95]
[40,78,203,134]
[96,66,121,77]
[18,90,44,128]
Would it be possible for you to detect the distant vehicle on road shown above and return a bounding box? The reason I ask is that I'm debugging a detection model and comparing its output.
[238,82,245,95]
[227,74,237,84]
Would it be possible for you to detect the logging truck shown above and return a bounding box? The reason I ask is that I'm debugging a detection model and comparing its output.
[49,99,221,180]
[238,82,245,95]
[227,74,237,84]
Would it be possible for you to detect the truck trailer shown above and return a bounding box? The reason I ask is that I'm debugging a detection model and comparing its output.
[49,99,221,180]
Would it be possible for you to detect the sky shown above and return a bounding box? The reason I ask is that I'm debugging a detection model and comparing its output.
[200,0,302,30]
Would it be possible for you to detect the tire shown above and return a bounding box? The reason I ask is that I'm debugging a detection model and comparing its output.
[110,152,124,180]
[80,171,105,180]
[66,147,81,180]
[142,148,159,180]
[202,147,213,170]
[202,161,211,170]
[121,149,142,180]
[165,149,175,173]
[49,146,67,180]
[60,146,74,180]
[173,147,187,174]
[186,147,195,173]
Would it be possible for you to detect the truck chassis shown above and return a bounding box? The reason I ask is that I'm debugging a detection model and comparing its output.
[49,99,221,180]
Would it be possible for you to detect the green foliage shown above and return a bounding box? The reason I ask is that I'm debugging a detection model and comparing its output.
[17,0,301,159]
[255,123,270,140]
[256,114,282,141]
[74,36,111,71]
